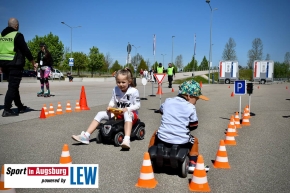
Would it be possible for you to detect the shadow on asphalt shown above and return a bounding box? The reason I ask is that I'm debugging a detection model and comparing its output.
[219,117,230,120]
[286,99,290,101]
[0,105,39,113]
[282,115,290,118]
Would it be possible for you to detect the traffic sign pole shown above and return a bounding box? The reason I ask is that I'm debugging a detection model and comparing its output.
[239,95,242,119]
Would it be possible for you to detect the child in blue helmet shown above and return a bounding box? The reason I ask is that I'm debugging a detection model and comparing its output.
[148,79,209,172]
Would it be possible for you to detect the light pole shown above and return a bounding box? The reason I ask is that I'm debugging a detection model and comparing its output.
[61,22,81,74]
[172,36,175,65]
[132,45,140,77]
[206,0,217,84]
[161,54,166,66]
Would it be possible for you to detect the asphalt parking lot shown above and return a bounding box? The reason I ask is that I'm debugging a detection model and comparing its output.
[0,73,290,193]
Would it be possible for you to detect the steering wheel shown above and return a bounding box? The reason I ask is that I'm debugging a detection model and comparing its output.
[108,107,123,119]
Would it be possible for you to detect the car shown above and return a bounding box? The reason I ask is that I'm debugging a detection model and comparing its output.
[22,70,37,77]
[37,68,64,79]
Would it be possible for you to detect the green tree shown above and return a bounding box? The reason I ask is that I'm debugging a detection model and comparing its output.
[72,52,88,76]
[138,59,148,73]
[183,56,198,72]
[27,32,64,70]
[110,60,122,73]
[199,56,209,70]
[88,46,104,77]
[274,62,289,79]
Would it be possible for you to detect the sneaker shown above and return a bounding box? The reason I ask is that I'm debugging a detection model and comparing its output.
[72,131,89,144]
[120,139,130,149]
[188,161,196,172]
[18,105,28,113]
[188,161,210,172]
[2,109,19,117]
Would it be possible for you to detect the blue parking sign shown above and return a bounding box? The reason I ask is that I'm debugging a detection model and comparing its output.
[69,58,74,66]
[234,80,246,95]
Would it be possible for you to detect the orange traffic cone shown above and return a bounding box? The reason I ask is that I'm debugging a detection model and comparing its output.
[66,101,72,113]
[188,155,210,192]
[42,104,48,117]
[156,83,163,95]
[135,152,158,189]
[257,86,260,89]
[228,85,230,88]
[242,109,251,126]
[244,105,251,118]
[231,92,234,97]
[229,115,238,134]
[224,131,237,145]
[286,86,288,89]
[48,103,55,117]
[199,81,203,88]
[213,140,231,169]
[39,107,46,119]
[234,112,242,129]
[171,88,174,92]
[0,165,16,193]
[79,86,90,110]
[56,102,63,115]
[74,100,81,112]
[226,123,238,137]
[59,144,72,164]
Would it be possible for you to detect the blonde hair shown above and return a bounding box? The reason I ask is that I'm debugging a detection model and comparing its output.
[115,68,135,87]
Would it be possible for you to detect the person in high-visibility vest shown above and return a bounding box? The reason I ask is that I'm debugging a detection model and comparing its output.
[167,63,175,88]
[0,18,36,117]
[156,63,164,73]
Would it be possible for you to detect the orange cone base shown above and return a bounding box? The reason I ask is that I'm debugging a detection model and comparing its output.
[80,106,90,110]
[60,157,72,164]
[242,122,250,126]
[156,86,163,95]
[189,183,210,192]
[135,179,158,189]
[213,162,231,169]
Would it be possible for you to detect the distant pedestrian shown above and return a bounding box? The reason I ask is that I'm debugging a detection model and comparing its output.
[0,17,36,117]
[167,63,175,88]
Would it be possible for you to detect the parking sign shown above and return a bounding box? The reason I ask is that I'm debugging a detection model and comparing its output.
[234,80,246,95]
[69,58,74,67]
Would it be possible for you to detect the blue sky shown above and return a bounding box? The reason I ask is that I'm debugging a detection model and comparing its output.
[1,0,289,69]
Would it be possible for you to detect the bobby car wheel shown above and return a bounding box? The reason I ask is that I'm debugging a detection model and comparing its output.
[136,126,145,140]
[96,130,102,144]
[114,131,124,146]
[179,156,189,178]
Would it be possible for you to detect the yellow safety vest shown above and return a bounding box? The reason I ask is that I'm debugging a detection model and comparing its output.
[0,31,17,61]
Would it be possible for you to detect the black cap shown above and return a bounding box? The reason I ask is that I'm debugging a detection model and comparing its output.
[159,63,162,66]
[39,42,46,47]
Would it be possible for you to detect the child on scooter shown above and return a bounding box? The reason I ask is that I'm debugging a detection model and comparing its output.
[148,80,209,172]
[72,68,140,149]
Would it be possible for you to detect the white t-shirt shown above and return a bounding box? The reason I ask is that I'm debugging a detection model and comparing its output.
[157,96,198,144]
[108,86,140,113]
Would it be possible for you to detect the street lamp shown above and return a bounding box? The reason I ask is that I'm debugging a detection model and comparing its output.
[205,0,217,84]
[172,36,175,64]
[61,22,81,74]
[161,54,166,66]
